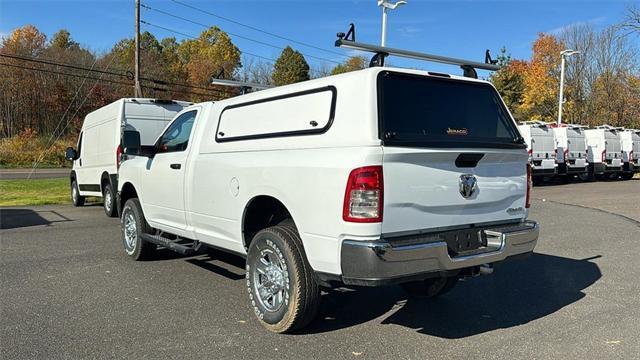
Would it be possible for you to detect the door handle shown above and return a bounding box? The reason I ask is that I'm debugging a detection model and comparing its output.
[170,163,181,169]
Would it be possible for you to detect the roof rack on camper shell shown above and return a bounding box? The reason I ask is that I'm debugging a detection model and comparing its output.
[595,124,624,131]
[519,121,552,127]
[210,78,273,95]
[334,23,500,79]
[548,123,590,129]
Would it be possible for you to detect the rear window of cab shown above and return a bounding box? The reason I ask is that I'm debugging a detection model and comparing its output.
[377,71,525,149]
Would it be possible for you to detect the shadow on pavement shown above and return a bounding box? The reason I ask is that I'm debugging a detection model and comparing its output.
[304,253,602,338]
[0,209,71,230]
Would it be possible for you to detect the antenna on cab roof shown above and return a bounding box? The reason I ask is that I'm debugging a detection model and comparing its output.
[335,23,501,78]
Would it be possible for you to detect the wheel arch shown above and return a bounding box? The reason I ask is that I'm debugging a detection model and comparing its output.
[118,181,139,216]
[100,171,111,192]
[241,195,301,251]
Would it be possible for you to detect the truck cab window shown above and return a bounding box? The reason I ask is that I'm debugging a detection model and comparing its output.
[157,110,197,153]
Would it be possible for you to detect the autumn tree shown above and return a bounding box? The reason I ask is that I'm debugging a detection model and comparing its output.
[490,48,528,119]
[272,46,310,86]
[330,56,367,75]
[519,33,565,122]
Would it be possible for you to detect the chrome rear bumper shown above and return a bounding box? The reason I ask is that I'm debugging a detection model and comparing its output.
[341,221,539,286]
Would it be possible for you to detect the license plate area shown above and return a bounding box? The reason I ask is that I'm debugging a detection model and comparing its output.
[441,228,486,257]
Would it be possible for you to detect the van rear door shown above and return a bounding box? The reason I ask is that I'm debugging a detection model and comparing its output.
[377,71,528,235]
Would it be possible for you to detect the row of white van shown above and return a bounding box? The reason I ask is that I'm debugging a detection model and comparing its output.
[517,121,640,182]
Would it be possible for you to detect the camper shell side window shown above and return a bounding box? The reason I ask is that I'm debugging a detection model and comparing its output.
[215,86,337,142]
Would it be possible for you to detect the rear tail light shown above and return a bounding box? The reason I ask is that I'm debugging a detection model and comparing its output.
[527,149,532,159]
[116,144,122,169]
[601,150,606,163]
[564,149,569,161]
[526,163,532,209]
[343,166,383,222]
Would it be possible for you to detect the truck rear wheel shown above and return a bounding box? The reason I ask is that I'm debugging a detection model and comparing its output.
[103,183,118,217]
[246,225,320,333]
[401,276,458,299]
[121,198,155,261]
[71,180,85,207]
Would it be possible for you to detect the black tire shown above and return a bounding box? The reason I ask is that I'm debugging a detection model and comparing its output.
[103,183,117,217]
[621,173,634,180]
[246,225,320,333]
[401,276,459,299]
[71,180,85,207]
[121,198,155,261]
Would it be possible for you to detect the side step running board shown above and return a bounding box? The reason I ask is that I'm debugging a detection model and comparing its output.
[141,233,202,256]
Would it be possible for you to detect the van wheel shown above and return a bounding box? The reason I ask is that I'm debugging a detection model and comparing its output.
[401,276,458,299]
[621,173,634,180]
[246,225,320,333]
[121,198,155,261]
[71,180,85,207]
[103,183,117,217]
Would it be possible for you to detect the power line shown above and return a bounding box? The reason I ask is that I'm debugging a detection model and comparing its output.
[0,62,134,86]
[141,3,341,65]
[1,53,228,96]
[0,53,131,78]
[169,0,346,59]
[140,20,327,77]
[0,62,227,100]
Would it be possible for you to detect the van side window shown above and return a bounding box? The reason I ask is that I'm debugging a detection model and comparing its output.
[157,110,197,153]
[77,132,83,159]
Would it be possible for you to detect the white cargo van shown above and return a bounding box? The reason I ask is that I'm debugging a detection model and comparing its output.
[551,124,588,180]
[620,129,639,180]
[518,122,556,182]
[65,98,192,216]
[584,125,623,180]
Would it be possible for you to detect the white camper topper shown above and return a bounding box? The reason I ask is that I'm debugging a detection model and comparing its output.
[518,122,556,178]
[552,124,588,177]
[584,125,623,179]
[67,98,192,216]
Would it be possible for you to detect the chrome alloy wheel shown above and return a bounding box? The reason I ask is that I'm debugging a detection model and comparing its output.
[123,209,137,254]
[252,248,289,312]
[104,190,113,211]
[72,185,78,203]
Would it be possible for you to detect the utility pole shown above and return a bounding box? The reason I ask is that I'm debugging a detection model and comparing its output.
[134,0,143,97]
[378,0,407,47]
[557,49,579,126]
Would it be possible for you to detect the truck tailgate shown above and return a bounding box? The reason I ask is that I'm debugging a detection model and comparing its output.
[382,147,528,234]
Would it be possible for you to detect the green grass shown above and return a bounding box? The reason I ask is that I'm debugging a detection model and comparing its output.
[0,178,70,206]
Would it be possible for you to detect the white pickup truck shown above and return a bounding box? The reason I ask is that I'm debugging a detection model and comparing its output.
[116,67,539,333]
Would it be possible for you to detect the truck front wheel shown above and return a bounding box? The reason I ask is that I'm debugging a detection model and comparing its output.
[401,276,459,299]
[121,198,155,261]
[246,225,320,333]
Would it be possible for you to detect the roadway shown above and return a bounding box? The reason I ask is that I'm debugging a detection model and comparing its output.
[1,180,639,359]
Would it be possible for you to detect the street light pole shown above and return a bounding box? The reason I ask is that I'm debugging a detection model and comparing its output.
[557,49,579,126]
[378,0,407,47]
[134,0,142,98]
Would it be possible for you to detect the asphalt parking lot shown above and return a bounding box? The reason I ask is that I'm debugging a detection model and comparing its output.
[1,180,639,359]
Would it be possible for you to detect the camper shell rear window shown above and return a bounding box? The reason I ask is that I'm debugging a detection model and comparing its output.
[377,71,525,149]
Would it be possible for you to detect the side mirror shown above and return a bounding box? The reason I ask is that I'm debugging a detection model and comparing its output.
[65,147,77,161]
